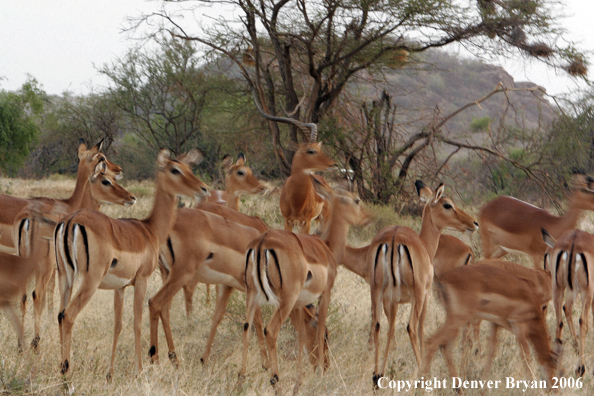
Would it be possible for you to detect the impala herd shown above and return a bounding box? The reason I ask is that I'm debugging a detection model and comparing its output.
[2,131,594,393]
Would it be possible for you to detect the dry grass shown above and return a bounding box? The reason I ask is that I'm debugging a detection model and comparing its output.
[1,176,593,395]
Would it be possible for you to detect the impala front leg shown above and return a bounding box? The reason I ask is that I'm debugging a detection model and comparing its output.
[133,277,148,375]
[107,288,125,381]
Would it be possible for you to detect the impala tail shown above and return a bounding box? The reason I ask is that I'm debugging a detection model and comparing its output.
[247,234,281,307]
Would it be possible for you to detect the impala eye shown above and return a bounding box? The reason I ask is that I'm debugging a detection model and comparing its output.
[102,179,112,186]
[237,170,245,176]
[443,203,452,209]
[171,168,181,175]
[306,149,316,155]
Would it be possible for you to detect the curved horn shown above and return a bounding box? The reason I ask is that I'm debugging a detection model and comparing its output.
[250,85,318,142]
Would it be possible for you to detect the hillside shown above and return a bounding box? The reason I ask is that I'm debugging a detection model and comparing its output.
[356,50,555,139]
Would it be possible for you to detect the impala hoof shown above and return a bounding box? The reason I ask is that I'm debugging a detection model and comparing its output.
[372,372,383,389]
[60,360,69,375]
[106,373,113,382]
[270,374,279,386]
[168,351,179,368]
[31,335,40,351]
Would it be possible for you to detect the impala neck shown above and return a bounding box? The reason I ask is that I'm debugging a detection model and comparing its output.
[323,207,351,266]
[342,245,371,282]
[79,183,102,211]
[225,191,240,211]
[144,173,178,246]
[555,194,583,236]
[419,204,441,261]
[62,160,93,210]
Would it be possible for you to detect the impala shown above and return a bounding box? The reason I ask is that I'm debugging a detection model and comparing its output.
[148,205,270,367]
[249,85,336,234]
[0,206,61,351]
[55,149,209,378]
[177,201,268,317]
[542,228,593,377]
[479,173,594,268]
[241,181,372,393]
[206,153,267,210]
[369,181,478,387]
[0,139,122,251]
[14,159,136,350]
[6,139,132,349]
[150,186,326,369]
[422,261,557,386]
[203,153,267,304]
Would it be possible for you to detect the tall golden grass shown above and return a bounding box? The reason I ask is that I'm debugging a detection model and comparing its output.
[0,176,592,395]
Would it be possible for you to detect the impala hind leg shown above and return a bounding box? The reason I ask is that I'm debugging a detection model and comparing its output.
[563,291,578,349]
[240,293,259,379]
[201,284,234,364]
[148,270,191,364]
[576,296,592,377]
[377,302,398,385]
[264,302,295,394]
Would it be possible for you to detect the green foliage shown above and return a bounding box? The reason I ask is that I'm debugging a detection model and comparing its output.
[0,77,46,176]
[544,95,594,179]
[470,116,492,132]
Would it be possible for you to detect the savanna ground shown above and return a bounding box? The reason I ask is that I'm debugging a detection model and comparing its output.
[1,176,593,395]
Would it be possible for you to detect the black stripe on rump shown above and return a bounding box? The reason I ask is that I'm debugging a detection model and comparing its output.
[78,224,89,271]
[268,249,282,288]
[64,219,74,271]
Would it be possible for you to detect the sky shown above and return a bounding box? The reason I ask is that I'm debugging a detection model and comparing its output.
[0,0,592,97]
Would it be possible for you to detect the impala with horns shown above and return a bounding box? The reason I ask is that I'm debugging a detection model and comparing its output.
[369,181,478,387]
[15,157,136,351]
[479,173,594,268]
[206,153,268,210]
[422,261,557,386]
[55,149,209,379]
[542,228,594,377]
[241,179,372,393]
[250,85,336,234]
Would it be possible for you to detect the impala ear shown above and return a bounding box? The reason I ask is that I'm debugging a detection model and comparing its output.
[541,228,556,248]
[415,180,433,203]
[91,138,105,154]
[433,183,445,204]
[77,139,88,160]
[157,149,171,169]
[179,149,204,166]
[91,160,107,182]
[221,155,233,171]
[236,153,246,166]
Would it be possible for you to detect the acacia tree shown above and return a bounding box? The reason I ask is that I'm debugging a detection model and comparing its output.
[100,34,237,159]
[140,0,586,175]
